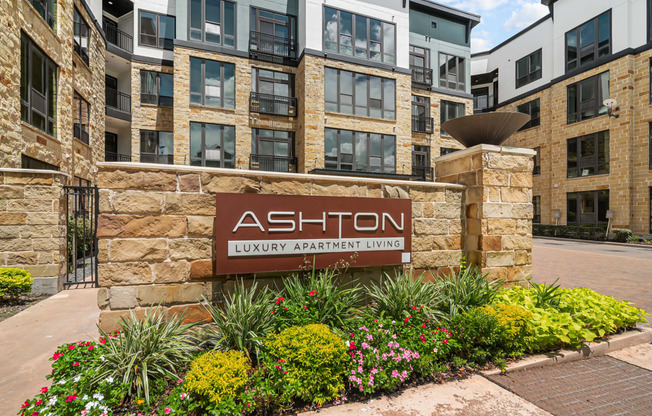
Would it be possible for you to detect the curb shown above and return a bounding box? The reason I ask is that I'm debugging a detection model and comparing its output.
[534,236,652,250]
[482,327,652,376]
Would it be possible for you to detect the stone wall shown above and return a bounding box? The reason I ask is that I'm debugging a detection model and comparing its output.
[0,169,68,293]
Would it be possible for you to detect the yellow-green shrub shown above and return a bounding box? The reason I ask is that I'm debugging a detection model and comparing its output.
[482,303,532,353]
[263,324,348,405]
[185,350,250,408]
[0,268,33,300]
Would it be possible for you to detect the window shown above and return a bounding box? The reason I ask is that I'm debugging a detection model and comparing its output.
[324,128,395,173]
[473,87,489,112]
[439,53,465,92]
[412,145,431,180]
[73,92,90,144]
[516,49,542,88]
[650,187,652,233]
[140,71,173,106]
[533,196,541,224]
[566,11,610,72]
[189,122,235,167]
[649,123,652,169]
[567,71,609,124]
[324,67,395,120]
[252,68,293,96]
[567,131,609,178]
[30,0,56,30]
[189,0,236,47]
[517,99,540,130]
[650,58,652,104]
[410,45,431,85]
[440,100,465,136]
[323,7,396,64]
[21,155,58,170]
[440,147,459,156]
[139,11,175,50]
[412,95,432,133]
[190,57,235,108]
[20,33,57,137]
[250,7,296,57]
[533,147,541,175]
[73,7,90,66]
[567,190,609,226]
[251,129,295,172]
[140,130,173,164]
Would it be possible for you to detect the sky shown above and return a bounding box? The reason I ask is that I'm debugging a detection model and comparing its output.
[436,0,550,53]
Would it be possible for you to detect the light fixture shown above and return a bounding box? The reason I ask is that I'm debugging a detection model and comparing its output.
[603,98,620,118]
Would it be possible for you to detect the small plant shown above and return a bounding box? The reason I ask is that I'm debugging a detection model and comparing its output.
[262,324,348,405]
[93,308,198,403]
[611,228,634,243]
[67,215,95,258]
[528,277,562,308]
[482,303,532,355]
[367,270,442,321]
[185,350,252,413]
[203,280,274,361]
[434,265,502,319]
[628,235,640,242]
[0,268,33,300]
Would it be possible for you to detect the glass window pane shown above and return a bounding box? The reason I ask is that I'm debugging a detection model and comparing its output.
[190,122,202,159]
[355,132,367,171]
[324,8,338,51]
[340,130,353,155]
[580,20,594,48]
[140,12,157,46]
[325,128,338,168]
[224,1,235,37]
[190,58,201,94]
[158,132,173,154]
[159,73,173,106]
[355,16,367,57]
[223,63,235,108]
[325,67,338,104]
[224,126,235,161]
[190,0,202,29]
[370,19,381,42]
[384,135,395,173]
[355,73,367,114]
[205,0,220,23]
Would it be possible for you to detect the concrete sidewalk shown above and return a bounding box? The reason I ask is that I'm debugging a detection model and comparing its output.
[0,288,99,416]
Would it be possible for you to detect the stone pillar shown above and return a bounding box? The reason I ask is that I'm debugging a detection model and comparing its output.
[0,169,68,293]
[434,145,535,282]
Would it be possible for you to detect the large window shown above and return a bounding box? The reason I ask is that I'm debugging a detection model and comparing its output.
[190,57,235,108]
[533,147,541,175]
[533,195,541,224]
[189,122,235,167]
[409,45,431,86]
[412,95,432,133]
[473,87,489,112]
[140,130,173,164]
[517,99,540,130]
[440,101,465,136]
[516,49,542,88]
[412,145,431,180]
[73,92,90,144]
[323,7,396,64]
[439,53,465,92]
[324,128,395,173]
[139,11,175,50]
[21,155,58,170]
[324,67,395,120]
[140,71,173,106]
[250,7,296,57]
[20,33,57,137]
[567,131,609,178]
[73,7,90,66]
[567,71,609,124]
[251,129,294,172]
[31,0,56,30]
[566,11,610,72]
[189,0,236,47]
[251,69,295,116]
[567,190,609,226]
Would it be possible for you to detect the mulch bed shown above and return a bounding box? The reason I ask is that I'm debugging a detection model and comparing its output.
[0,294,51,323]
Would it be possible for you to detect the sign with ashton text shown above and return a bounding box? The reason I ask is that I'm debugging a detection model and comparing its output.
[215,193,412,275]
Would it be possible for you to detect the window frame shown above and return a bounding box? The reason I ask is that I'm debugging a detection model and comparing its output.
[440,147,459,156]
[252,68,294,97]
[140,70,173,107]
[533,146,541,175]
[515,49,542,89]
[188,0,237,48]
[73,91,90,145]
[517,99,541,130]
[21,154,59,170]
[251,129,295,157]
[73,7,90,66]
[567,190,609,226]
[139,130,174,164]
[565,10,611,72]
[472,87,489,112]
[411,145,430,167]
[567,71,609,124]
[139,10,175,50]
[322,6,396,64]
[566,131,610,178]
[189,122,236,167]
[189,57,236,109]
[439,53,466,92]
[324,128,396,174]
[30,0,56,30]
[440,100,465,136]
[20,32,58,138]
[324,67,396,120]
[533,195,541,224]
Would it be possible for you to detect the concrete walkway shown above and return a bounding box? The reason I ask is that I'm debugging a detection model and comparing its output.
[0,288,99,416]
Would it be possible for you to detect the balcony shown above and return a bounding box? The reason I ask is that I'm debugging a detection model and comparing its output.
[410,66,433,89]
[250,92,297,117]
[106,87,131,114]
[103,18,133,53]
[249,154,297,173]
[473,94,494,113]
[105,151,131,162]
[412,166,434,182]
[411,115,434,134]
[249,31,297,60]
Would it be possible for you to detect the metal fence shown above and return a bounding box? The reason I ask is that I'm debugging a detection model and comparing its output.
[64,185,99,287]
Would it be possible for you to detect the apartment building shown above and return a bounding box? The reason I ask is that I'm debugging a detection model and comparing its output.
[471,0,652,234]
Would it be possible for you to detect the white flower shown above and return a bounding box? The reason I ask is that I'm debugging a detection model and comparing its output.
[82,395,89,401]
[73,375,81,382]
[105,376,114,383]
[48,397,57,406]
[99,355,106,361]
[93,393,104,401]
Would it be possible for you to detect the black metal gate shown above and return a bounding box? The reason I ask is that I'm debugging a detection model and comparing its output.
[64,185,99,287]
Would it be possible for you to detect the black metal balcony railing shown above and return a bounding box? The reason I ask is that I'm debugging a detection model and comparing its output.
[249,31,297,59]
[411,115,434,134]
[412,166,434,182]
[410,66,433,87]
[250,92,297,117]
[103,18,133,53]
[105,88,131,113]
[104,151,132,162]
[249,154,297,173]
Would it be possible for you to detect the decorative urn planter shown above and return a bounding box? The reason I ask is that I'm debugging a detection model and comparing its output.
[441,112,531,147]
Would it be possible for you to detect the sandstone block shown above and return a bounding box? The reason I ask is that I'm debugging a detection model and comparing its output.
[98,262,153,286]
[433,203,462,219]
[384,185,410,199]
[26,213,60,225]
[113,191,163,214]
[482,203,514,218]
[312,183,367,197]
[423,203,434,218]
[98,239,109,263]
[97,170,177,191]
[32,238,60,251]
[412,202,424,218]
[7,200,53,213]
[515,250,530,265]
[99,190,112,213]
[190,259,213,279]
[169,239,212,260]
[487,219,517,235]
[412,250,461,269]
[4,173,52,185]
[168,303,212,325]
[153,261,191,283]
[260,179,312,195]
[515,220,532,236]
[510,173,533,188]
[432,235,462,250]
[0,226,21,239]
[0,186,24,199]
[7,252,38,265]
[202,174,260,193]
[485,251,515,268]
[0,238,33,251]
[479,235,502,251]
[457,171,477,186]
[137,283,208,306]
[512,204,533,219]
[97,288,109,310]
[448,219,463,235]
[481,170,510,186]
[23,186,60,199]
[97,215,186,238]
[109,286,138,309]
[110,239,167,262]
[486,154,532,172]
[501,188,532,203]
[435,157,472,177]
[24,264,59,277]
[98,308,165,333]
[413,219,449,235]
[179,174,201,192]
[502,235,533,250]
[409,188,445,202]
[445,189,462,203]
[187,216,214,237]
[165,193,215,215]
[412,236,434,251]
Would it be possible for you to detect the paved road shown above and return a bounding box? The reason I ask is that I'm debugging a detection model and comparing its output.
[533,238,652,321]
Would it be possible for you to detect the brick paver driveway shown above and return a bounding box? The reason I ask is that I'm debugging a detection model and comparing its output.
[533,238,652,321]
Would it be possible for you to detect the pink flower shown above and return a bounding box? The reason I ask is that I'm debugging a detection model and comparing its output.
[391,370,399,378]
[66,395,77,402]
[308,290,317,296]
[361,342,370,349]
[180,393,188,400]
[371,368,378,374]
[35,400,42,406]
[164,408,172,415]
[40,387,48,394]
[366,334,373,341]
[247,403,251,407]
[303,305,308,310]
[278,358,285,364]
[52,352,63,361]
[443,339,448,343]
[177,379,183,384]
[22,401,30,408]
[73,361,79,366]
[88,345,94,351]
[81,410,88,415]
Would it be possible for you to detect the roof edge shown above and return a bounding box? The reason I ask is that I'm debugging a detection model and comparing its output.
[410,0,481,27]
[471,14,551,57]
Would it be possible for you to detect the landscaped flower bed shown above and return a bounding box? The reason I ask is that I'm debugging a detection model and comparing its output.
[19,266,647,416]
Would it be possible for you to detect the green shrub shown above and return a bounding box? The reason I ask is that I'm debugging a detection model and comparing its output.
[611,228,634,243]
[67,215,95,259]
[367,270,442,321]
[434,265,502,319]
[94,307,198,403]
[483,303,532,355]
[203,280,274,361]
[262,324,348,405]
[528,277,562,308]
[273,267,362,331]
[0,268,33,299]
[533,224,607,241]
[185,350,252,413]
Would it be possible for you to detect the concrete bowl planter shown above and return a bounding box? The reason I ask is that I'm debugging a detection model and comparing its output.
[442,112,531,147]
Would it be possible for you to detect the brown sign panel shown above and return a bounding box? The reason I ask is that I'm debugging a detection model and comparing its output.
[215,193,412,275]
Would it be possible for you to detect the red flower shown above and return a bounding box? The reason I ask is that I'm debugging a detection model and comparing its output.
[422,323,427,329]
[308,290,317,296]
[349,333,354,337]
[349,341,356,350]
[68,345,75,351]
[73,361,80,366]
[284,307,287,310]
[247,403,251,407]
[282,370,288,374]
[65,395,77,402]
[443,339,448,343]
[35,400,42,406]
[275,296,285,305]
[52,352,63,361]
[22,401,29,408]
[40,387,48,394]
[31,413,39,416]
[278,358,285,364]
[88,345,94,351]
[303,306,308,310]
[99,337,107,345]
[271,310,275,314]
